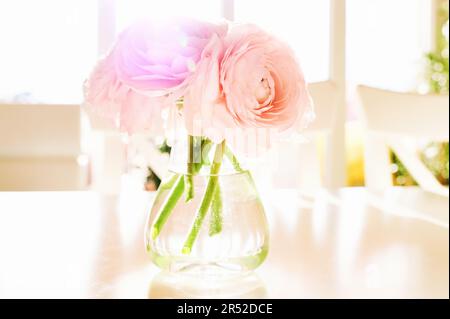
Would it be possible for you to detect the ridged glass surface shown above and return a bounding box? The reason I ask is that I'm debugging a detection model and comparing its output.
[145,171,269,273]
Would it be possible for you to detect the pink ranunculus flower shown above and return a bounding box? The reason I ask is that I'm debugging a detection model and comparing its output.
[83,47,167,134]
[183,33,231,140]
[221,24,314,131]
[84,18,227,134]
[185,24,314,144]
[114,18,227,97]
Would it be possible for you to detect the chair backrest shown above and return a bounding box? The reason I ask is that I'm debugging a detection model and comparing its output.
[0,104,87,190]
[357,85,449,195]
[271,81,338,189]
[358,85,449,140]
[0,104,82,157]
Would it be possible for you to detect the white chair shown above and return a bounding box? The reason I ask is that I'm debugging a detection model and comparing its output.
[357,85,449,196]
[271,81,338,189]
[0,104,88,190]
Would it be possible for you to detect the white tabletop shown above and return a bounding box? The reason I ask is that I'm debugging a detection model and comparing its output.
[0,187,448,299]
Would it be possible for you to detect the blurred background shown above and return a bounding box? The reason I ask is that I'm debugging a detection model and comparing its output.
[0,0,448,194]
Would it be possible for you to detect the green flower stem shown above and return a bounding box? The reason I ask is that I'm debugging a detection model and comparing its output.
[208,144,241,237]
[224,145,243,172]
[153,173,178,204]
[224,146,258,189]
[151,138,215,241]
[208,183,223,236]
[161,173,178,189]
[182,141,225,254]
[185,135,195,202]
[151,175,185,240]
[199,138,213,167]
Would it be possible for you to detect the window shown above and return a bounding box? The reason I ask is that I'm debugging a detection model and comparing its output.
[0,0,332,104]
[0,0,97,104]
[116,0,222,33]
[347,0,433,92]
[234,0,331,83]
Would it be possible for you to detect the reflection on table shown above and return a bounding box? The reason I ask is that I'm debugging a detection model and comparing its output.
[0,187,447,298]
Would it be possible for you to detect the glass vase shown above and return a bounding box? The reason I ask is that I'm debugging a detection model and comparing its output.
[144,135,269,274]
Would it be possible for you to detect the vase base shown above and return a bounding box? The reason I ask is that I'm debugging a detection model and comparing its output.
[149,245,269,275]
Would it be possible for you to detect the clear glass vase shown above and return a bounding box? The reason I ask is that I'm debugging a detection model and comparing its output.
[144,135,269,274]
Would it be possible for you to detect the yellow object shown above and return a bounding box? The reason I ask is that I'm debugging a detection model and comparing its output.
[346,121,365,186]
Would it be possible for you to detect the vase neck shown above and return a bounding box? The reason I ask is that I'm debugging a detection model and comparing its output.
[168,136,245,176]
